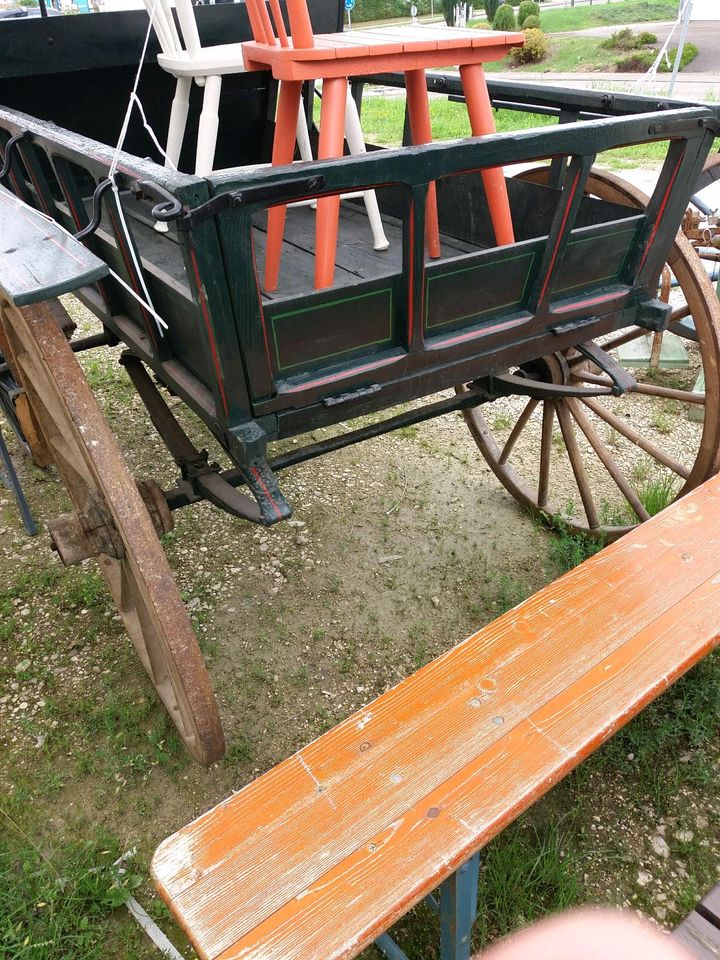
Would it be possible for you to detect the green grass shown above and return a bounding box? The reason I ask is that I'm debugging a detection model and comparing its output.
[0,826,145,960]
[636,472,678,516]
[360,96,670,168]
[513,0,677,33]
[482,35,621,73]
[547,517,605,576]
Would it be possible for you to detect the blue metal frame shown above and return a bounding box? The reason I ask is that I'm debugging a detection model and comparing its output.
[375,852,481,960]
[0,424,36,536]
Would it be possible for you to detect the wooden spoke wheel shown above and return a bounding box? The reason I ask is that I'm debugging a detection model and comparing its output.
[462,167,720,541]
[0,297,225,764]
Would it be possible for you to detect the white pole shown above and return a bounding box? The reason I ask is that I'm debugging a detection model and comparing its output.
[669,0,692,96]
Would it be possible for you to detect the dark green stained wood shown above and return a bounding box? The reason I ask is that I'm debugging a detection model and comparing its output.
[268,285,395,373]
[424,246,538,333]
[0,185,107,306]
[551,216,645,296]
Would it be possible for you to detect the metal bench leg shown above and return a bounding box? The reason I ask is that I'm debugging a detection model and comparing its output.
[439,851,480,960]
[0,424,36,536]
[374,852,481,960]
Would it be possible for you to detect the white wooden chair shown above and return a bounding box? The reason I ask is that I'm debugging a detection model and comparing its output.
[143,0,388,250]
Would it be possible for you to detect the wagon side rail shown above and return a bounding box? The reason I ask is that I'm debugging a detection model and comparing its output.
[197,101,719,457]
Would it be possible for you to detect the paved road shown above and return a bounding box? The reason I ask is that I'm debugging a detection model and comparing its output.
[555,19,720,72]
[489,68,720,99]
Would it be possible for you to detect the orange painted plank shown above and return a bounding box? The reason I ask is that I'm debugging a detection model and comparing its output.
[153,475,720,960]
[215,559,720,960]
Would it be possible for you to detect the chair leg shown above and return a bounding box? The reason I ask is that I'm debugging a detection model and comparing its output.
[404,68,441,259]
[265,80,303,292]
[459,63,515,247]
[315,76,347,290]
[343,86,389,252]
[296,97,314,163]
[166,76,192,170]
[439,852,480,960]
[194,74,222,177]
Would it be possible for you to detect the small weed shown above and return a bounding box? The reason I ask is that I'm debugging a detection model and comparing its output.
[548,517,605,575]
[650,409,672,435]
[493,574,528,614]
[492,411,514,431]
[636,473,678,516]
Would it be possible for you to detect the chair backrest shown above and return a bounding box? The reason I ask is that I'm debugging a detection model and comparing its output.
[245,0,315,50]
[143,0,202,59]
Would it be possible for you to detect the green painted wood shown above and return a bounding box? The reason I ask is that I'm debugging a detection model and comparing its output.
[0,185,107,306]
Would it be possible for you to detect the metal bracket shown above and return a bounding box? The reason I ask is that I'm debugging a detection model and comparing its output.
[176,174,327,228]
[575,340,636,395]
[635,297,673,333]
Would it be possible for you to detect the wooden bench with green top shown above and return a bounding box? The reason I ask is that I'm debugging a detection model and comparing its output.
[152,473,720,960]
[0,184,108,307]
[0,183,109,532]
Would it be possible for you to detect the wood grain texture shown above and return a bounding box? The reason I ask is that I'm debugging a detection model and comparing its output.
[0,186,107,305]
[674,912,720,960]
[153,474,720,960]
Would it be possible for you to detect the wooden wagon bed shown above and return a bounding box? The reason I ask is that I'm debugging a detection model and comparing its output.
[124,198,477,302]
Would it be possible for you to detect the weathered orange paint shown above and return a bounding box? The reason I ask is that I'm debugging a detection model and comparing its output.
[153,473,720,960]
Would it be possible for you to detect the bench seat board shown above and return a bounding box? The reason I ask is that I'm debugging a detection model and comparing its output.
[0,186,108,306]
[674,884,720,959]
[152,474,720,960]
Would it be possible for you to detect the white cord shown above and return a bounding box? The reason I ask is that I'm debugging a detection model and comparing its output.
[632,0,692,92]
[105,0,170,335]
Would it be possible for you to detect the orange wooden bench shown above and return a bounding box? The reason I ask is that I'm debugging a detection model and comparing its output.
[152,472,720,960]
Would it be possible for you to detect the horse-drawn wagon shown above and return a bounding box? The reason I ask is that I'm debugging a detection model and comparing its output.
[1,5,719,764]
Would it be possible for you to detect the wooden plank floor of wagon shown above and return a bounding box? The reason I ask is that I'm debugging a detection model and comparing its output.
[120,197,480,303]
[674,884,720,959]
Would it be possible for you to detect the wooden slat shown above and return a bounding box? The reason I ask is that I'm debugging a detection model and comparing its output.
[0,186,107,306]
[701,886,720,925]
[153,475,720,960]
[674,913,720,960]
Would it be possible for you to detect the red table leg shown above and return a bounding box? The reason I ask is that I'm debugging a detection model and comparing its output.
[405,67,441,260]
[460,62,515,247]
[315,75,347,290]
[265,79,303,291]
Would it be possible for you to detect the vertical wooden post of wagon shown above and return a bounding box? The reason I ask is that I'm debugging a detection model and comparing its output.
[526,153,595,321]
[406,182,430,354]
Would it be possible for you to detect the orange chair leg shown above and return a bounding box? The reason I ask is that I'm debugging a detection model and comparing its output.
[405,68,440,260]
[459,62,514,247]
[265,80,303,292]
[314,76,347,290]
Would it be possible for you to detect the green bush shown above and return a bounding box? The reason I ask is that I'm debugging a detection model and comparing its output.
[352,0,432,23]
[638,30,658,44]
[493,2,516,29]
[517,0,539,25]
[602,27,657,51]
[521,14,540,29]
[510,26,548,62]
[615,42,698,73]
[484,0,500,22]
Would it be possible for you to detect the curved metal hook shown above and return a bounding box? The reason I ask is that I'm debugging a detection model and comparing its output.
[0,131,30,181]
[74,177,114,241]
[132,179,183,223]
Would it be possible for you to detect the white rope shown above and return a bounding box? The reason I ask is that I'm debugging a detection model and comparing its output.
[631,0,692,93]
[105,0,170,335]
[34,206,170,331]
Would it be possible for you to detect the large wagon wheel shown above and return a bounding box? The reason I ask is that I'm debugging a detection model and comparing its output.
[0,297,225,764]
[462,168,720,541]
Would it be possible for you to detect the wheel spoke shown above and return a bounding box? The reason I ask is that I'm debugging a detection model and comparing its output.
[568,398,649,522]
[538,400,554,510]
[572,372,705,405]
[582,396,691,479]
[556,401,600,529]
[499,399,538,465]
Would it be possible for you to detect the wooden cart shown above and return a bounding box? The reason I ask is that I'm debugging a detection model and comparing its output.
[1,8,719,764]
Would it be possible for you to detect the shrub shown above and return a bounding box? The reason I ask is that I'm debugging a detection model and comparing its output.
[521,14,540,29]
[484,0,500,22]
[638,30,658,45]
[510,26,548,63]
[614,49,655,71]
[659,41,699,72]
[493,2,516,29]
[602,28,657,52]
[352,0,432,22]
[517,0,539,25]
